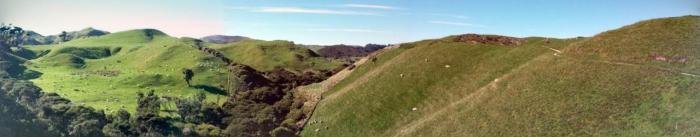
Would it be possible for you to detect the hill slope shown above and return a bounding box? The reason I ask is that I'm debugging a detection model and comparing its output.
[23,29,229,113]
[23,28,343,114]
[207,39,343,72]
[301,15,700,136]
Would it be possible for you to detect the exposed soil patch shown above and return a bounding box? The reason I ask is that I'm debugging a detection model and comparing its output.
[192,40,232,64]
[648,54,689,64]
[71,70,120,77]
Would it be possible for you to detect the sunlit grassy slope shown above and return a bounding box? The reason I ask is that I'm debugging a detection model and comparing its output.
[207,39,342,72]
[23,29,341,114]
[302,15,700,136]
[23,29,229,114]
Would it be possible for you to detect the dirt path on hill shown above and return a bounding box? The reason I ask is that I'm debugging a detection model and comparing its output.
[542,45,562,53]
[390,55,540,137]
[543,43,699,78]
[322,45,401,101]
[296,45,400,128]
[391,45,699,136]
[557,54,700,79]
[595,60,700,78]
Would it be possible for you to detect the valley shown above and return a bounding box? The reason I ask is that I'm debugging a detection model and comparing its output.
[0,4,696,135]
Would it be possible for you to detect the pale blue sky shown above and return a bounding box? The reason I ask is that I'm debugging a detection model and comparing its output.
[2,0,698,45]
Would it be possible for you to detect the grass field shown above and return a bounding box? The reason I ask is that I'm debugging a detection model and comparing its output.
[301,15,700,136]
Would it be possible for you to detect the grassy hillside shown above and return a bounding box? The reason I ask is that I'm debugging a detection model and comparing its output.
[23,29,231,114]
[23,28,344,115]
[301,15,700,136]
[207,39,343,72]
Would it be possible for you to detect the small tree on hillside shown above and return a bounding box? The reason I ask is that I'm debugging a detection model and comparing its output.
[133,90,169,135]
[58,31,68,43]
[175,92,206,123]
[183,69,194,86]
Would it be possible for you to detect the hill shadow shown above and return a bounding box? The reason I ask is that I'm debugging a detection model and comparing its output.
[192,85,227,95]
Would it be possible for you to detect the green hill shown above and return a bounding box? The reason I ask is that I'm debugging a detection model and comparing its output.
[23,29,229,114]
[301,15,700,136]
[22,29,341,114]
[207,39,343,72]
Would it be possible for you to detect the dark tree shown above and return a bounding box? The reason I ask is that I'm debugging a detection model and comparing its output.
[102,109,136,136]
[36,91,107,136]
[183,69,194,86]
[134,90,170,136]
[58,31,68,43]
[200,102,224,126]
[136,91,161,117]
[176,92,205,123]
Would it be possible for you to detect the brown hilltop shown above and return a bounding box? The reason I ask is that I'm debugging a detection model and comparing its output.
[453,34,524,46]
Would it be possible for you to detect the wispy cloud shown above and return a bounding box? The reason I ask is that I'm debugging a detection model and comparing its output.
[306,28,385,33]
[343,4,400,10]
[254,7,380,16]
[228,6,254,10]
[429,13,469,19]
[429,20,485,27]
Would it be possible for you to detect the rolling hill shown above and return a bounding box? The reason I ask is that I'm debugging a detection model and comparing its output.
[301,15,700,136]
[206,39,344,72]
[21,28,341,114]
[23,29,229,114]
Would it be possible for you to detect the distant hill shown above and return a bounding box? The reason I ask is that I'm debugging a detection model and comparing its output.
[303,45,325,52]
[71,27,109,38]
[21,27,109,45]
[301,15,700,136]
[315,44,387,58]
[200,35,249,44]
[21,31,52,45]
[206,39,343,72]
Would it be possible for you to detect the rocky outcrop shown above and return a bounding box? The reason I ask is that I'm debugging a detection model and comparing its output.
[192,40,232,64]
[453,34,524,46]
